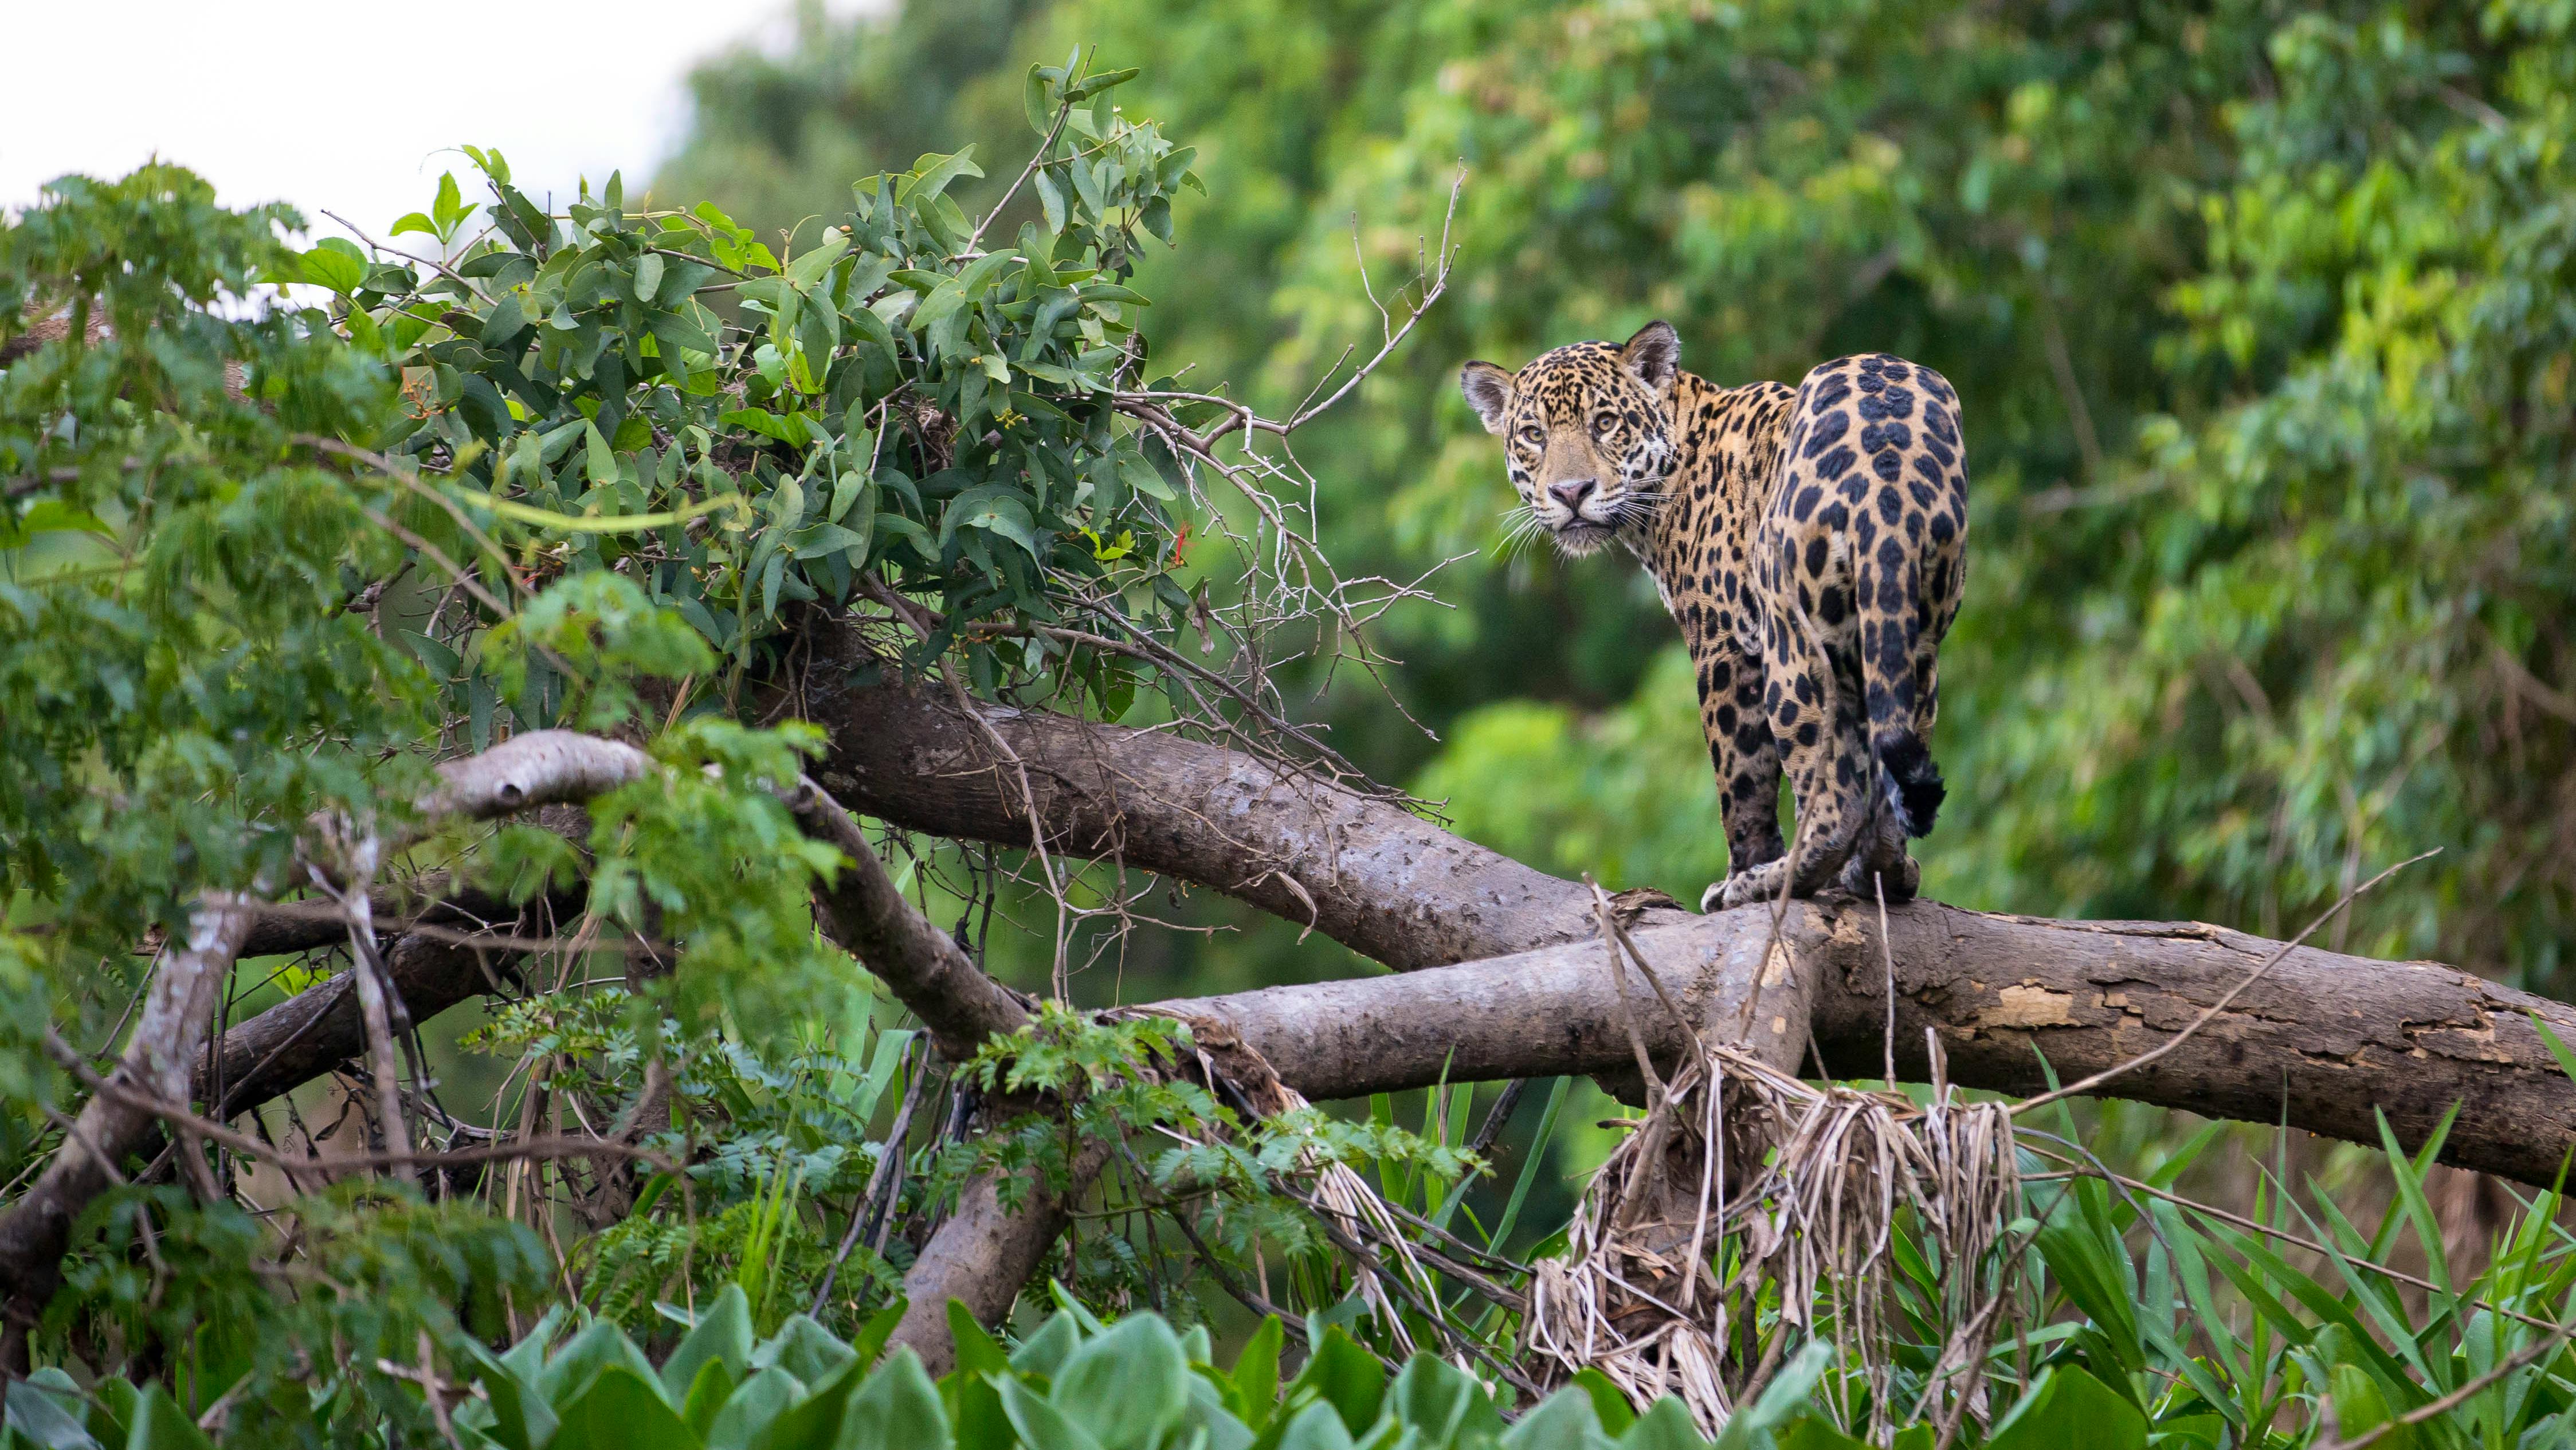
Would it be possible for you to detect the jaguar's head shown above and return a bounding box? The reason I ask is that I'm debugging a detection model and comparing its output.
[1460,320,1681,558]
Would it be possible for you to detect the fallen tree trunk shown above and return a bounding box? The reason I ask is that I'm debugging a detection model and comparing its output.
[796,658,2576,1183]
[801,635,1621,971]
[1158,901,2576,1186]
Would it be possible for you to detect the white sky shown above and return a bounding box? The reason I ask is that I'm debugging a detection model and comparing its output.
[1,1,865,244]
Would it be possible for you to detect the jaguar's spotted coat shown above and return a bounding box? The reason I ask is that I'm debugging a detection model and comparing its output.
[1461,322,1969,910]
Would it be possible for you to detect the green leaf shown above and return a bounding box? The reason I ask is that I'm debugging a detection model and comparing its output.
[661,1284,755,1400]
[1011,1311,1083,1379]
[1623,1399,1719,1450]
[1024,64,1058,135]
[1034,171,1068,238]
[1281,1327,1381,1438]
[999,1373,1107,1450]
[296,238,367,295]
[844,1348,949,1448]
[1272,1402,1355,1450]
[5,1375,98,1450]
[1571,1369,1635,1435]
[958,248,1020,297]
[538,1320,662,1409]
[483,293,528,345]
[1230,1318,1283,1431]
[785,230,852,289]
[552,1366,700,1450]
[468,1343,556,1450]
[1982,1367,2146,1450]
[584,421,618,487]
[2530,1013,2576,1084]
[900,148,985,206]
[1052,1315,1190,1450]
[679,1360,736,1444]
[117,1386,213,1450]
[745,1358,864,1450]
[634,252,666,303]
[704,1367,798,1450]
[1502,1389,1605,1449]
[1120,450,1175,501]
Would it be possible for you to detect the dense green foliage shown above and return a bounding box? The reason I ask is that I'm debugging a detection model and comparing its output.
[661,0,2576,985]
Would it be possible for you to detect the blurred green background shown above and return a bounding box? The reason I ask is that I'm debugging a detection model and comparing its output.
[653,0,2576,1013]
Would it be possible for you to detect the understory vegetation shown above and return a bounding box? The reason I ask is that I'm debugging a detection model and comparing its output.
[7,1,2576,1446]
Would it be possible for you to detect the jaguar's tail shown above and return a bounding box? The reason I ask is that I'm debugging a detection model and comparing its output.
[1874,732,1945,839]
[1857,559,1944,839]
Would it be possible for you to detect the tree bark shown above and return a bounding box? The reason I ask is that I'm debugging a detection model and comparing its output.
[799,640,1624,972]
[0,895,252,1370]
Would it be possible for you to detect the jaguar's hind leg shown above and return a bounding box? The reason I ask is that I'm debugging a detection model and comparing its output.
[1718,628,1872,908]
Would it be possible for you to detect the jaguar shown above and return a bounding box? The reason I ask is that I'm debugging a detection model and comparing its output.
[1460,322,1969,910]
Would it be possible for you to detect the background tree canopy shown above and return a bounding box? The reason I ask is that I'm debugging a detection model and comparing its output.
[662,0,2576,988]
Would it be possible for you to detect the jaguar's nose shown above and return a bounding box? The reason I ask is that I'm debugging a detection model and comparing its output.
[1547,479,1595,514]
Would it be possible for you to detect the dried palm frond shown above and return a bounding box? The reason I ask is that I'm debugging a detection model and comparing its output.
[1528,1032,2028,1441]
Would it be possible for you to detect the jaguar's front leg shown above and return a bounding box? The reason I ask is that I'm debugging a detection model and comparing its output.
[1691,641,1784,913]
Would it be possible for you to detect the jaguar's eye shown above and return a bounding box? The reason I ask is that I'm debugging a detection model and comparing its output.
[1592,413,1616,438]
[1517,425,1545,449]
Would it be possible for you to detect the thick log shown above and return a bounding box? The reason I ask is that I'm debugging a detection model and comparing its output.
[790,659,2576,1185]
[1156,906,1828,1096]
[799,637,1626,971]
[1814,905,2576,1188]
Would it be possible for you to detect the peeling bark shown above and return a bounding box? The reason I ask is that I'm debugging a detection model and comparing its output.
[1810,905,2576,1185]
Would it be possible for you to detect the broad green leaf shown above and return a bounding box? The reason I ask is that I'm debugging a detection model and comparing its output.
[843,1348,949,1448]
[1624,1400,1718,1450]
[297,238,367,295]
[661,1284,756,1400]
[1051,1315,1190,1450]
[705,1367,799,1450]
[1010,1311,1082,1379]
[4,1375,97,1450]
[1281,1328,1381,1438]
[900,148,984,206]
[1230,1318,1283,1431]
[999,1373,1106,1450]
[1502,1389,1608,1449]
[553,1366,700,1450]
[117,1386,213,1450]
[1570,1370,1635,1435]
[1272,1402,1355,1450]
[1983,1367,2145,1450]
[1024,64,1057,135]
[538,1320,662,1410]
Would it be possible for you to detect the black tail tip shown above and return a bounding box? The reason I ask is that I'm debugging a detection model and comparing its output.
[1876,734,1945,838]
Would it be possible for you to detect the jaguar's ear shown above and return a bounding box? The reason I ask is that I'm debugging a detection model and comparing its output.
[1621,320,1680,397]
[1459,360,1516,435]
